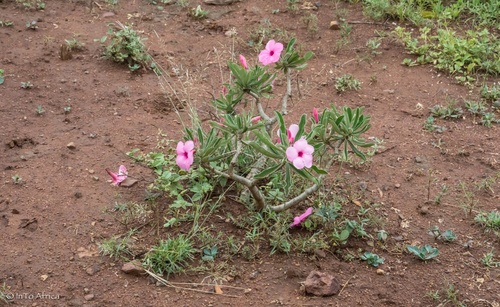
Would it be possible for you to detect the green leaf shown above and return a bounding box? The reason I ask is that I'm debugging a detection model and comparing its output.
[311,165,327,175]
[254,163,283,179]
[247,142,282,159]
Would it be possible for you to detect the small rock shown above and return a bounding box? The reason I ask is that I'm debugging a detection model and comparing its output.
[395,183,401,188]
[304,271,340,297]
[415,156,425,163]
[249,270,260,280]
[329,20,340,30]
[376,269,385,275]
[74,192,83,199]
[84,294,94,301]
[418,205,429,215]
[121,261,145,276]
[83,288,90,294]
[40,274,48,281]
[314,249,326,258]
[66,142,76,149]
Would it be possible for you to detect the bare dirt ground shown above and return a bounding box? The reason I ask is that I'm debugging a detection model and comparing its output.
[1,0,499,306]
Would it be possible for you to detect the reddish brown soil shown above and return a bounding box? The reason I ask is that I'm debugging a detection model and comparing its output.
[1,0,499,306]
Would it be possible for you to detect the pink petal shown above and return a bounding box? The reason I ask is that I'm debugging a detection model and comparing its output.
[239,54,248,70]
[184,140,195,152]
[286,147,298,162]
[251,116,261,123]
[118,165,127,176]
[288,124,299,139]
[176,141,185,155]
[292,157,305,169]
[176,155,190,171]
[293,139,309,151]
[303,154,313,168]
[313,108,319,123]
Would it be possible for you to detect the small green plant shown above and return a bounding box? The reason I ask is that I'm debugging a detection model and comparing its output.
[481,112,498,128]
[429,103,463,120]
[98,233,134,259]
[0,69,4,85]
[12,174,22,184]
[105,0,118,5]
[301,12,319,36]
[64,106,71,114]
[407,244,439,260]
[376,229,388,241]
[481,251,500,267]
[366,37,382,55]
[360,251,384,267]
[142,234,194,276]
[99,23,153,72]
[474,210,500,231]
[0,20,13,27]
[286,0,299,13]
[464,100,487,116]
[21,81,33,89]
[16,0,45,10]
[175,0,189,8]
[335,74,361,93]
[423,116,446,133]
[189,5,208,19]
[25,20,37,29]
[201,246,218,261]
[428,226,456,242]
[65,38,85,51]
[35,105,45,115]
[427,290,440,301]
[480,84,500,102]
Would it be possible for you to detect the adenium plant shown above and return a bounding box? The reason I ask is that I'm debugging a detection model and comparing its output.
[170,38,372,212]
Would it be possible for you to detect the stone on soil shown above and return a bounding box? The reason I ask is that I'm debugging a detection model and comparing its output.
[304,271,340,297]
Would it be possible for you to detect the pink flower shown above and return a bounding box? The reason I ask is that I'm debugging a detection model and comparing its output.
[290,207,313,228]
[286,138,314,169]
[313,108,319,123]
[222,86,228,95]
[277,124,299,144]
[258,40,283,66]
[251,116,261,123]
[239,54,248,70]
[176,140,195,171]
[106,165,128,186]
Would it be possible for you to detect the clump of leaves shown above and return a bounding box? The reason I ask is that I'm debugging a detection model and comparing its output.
[429,103,463,120]
[481,251,500,267]
[335,74,361,93]
[21,81,33,89]
[0,20,13,27]
[428,226,456,242]
[99,22,153,72]
[474,210,500,231]
[407,244,439,260]
[480,84,500,102]
[0,68,4,85]
[35,105,45,115]
[189,5,208,19]
[201,246,218,261]
[12,174,22,184]
[98,233,134,259]
[423,116,446,133]
[142,235,194,276]
[65,38,85,51]
[360,251,384,267]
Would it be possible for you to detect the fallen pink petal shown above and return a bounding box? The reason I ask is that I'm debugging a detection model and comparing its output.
[176,140,195,171]
[290,207,314,227]
[258,40,283,66]
[106,164,128,186]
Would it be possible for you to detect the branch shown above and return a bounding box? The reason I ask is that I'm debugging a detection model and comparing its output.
[270,156,336,212]
[281,69,292,115]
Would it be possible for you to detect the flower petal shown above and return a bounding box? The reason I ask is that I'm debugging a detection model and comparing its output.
[293,157,305,169]
[184,140,195,152]
[286,147,298,162]
[288,124,299,139]
[176,141,185,155]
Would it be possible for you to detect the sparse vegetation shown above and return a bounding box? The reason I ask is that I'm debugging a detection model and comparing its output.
[335,74,361,93]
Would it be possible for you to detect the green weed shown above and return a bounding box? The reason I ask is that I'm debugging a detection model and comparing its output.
[142,234,195,276]
[335,74,361,93]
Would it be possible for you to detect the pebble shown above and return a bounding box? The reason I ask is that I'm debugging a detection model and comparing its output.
[84,294,94,301]
[66,142,76,149]
[376,269,385,275]
[395,183,401,188]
